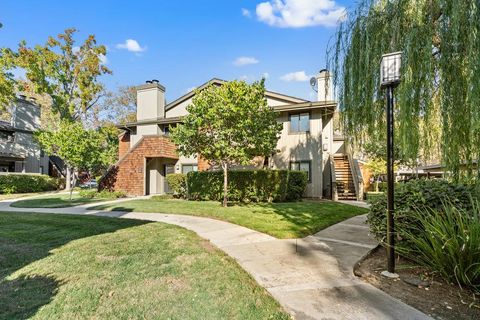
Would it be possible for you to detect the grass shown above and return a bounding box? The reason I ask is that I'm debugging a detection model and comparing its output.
[0,192,57,201]
[10,193,109,208]
[91,198,367,238]
[0,212,289,320]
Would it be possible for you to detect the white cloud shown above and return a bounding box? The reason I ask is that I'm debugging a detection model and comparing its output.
[242,8,251,17]
[280,71,310,82]
[233,56,259,66]
[116,39,146,53]
[256,0,346,28]
[99,54,108,64]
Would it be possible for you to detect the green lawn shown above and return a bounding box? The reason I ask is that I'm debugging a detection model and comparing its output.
[0,192,56,201]
[0,212,289,320]
[10,193,109,208]
[92,198,367,238]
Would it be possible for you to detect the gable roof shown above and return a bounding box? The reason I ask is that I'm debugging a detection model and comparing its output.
[165,78,309,112]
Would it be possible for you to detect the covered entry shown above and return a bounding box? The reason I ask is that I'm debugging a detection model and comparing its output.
[145,157,177,195]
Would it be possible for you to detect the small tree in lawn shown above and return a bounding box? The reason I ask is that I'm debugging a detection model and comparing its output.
[366,158,386,192]
[35,121,105,199]
[170,79,282,207]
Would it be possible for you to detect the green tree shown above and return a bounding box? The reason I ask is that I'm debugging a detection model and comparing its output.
[170,79,282,207]
[11,28,111,122]
[2,28,111,188]
[35,121,108,199]
[366,158,387,192]
[329,0,480,180]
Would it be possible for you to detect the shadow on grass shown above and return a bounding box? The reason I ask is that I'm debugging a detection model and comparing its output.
[0,212,151,319]
[10,196,103,208]
[92,199,367,238]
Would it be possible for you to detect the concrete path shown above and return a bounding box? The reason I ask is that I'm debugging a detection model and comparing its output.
[0,198,431,320]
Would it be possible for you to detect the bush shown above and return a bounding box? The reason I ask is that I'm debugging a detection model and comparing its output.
[166,173,187,198]
[367,179,477,250]
[286,171,308,201]
[79,189,126,199]
[400,201,480,292]
[0,174,62,194]
[368,181,388,192]
[186,170,307,203]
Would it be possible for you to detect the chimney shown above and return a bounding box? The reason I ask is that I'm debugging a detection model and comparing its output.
[14,96,41,131]
[316,69,334,102]
[136,80,166,121]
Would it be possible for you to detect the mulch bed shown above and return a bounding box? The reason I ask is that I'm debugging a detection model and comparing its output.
[354,246,480,320]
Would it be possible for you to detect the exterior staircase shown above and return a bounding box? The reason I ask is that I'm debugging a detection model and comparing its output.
[333,154,357,200]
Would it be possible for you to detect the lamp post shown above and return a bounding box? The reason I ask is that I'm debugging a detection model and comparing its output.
[380,52,402,277]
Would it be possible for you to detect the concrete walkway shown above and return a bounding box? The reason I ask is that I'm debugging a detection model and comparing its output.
[0,198,431,320]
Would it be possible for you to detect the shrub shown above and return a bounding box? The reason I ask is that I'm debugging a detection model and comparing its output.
[166,173,187,198]
[0,174,62,194]
[186,170,307,203]
[79,189,126,199]
[79,189,97,198]
[286,171,308,201]
[367,179,477,250]
[400,201,480,292]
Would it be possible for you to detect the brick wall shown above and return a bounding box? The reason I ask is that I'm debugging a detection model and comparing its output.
[118,132,130,159]
[100,135,178,196]
[198,155,210,171]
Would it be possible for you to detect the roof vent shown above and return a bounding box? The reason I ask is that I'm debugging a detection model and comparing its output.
[151,79,159,84]
[146,80,152,84]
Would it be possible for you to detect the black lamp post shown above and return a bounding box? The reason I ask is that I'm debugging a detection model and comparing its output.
[380,52,402,276]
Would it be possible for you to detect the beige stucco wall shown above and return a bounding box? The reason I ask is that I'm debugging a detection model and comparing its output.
[165,96,289,118]
[1,100,49,174]
[271,109,328,198]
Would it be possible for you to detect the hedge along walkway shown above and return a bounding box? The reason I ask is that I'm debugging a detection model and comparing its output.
[0,198,431,320]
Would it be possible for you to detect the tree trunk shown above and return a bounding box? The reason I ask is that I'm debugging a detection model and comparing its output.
[375,178,379,193]
[70,170,77,201]
[222,162,228,207]
[66,166,72,190]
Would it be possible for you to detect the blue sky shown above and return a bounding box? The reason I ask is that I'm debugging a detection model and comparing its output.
[1,0,354,102]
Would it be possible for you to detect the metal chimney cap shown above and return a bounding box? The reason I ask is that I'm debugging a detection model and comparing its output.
[151,79,159,83]
[146,80,152,84]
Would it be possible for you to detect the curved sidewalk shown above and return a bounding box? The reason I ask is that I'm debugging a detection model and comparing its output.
[0,199,431,320]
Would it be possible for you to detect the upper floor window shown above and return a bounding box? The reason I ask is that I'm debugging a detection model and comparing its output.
[289,112,310,133]
[182,164,198,174]
[0,131,14,142]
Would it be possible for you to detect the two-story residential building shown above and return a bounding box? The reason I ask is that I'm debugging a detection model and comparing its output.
[0,97,51,174]
[101,70,361,200]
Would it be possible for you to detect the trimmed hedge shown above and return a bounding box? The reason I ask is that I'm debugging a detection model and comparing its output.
[166,173,187,198]
[0,174,63,194]
[286,171,309,201]
[367,179,478,250]
[186,170,307,202]
[78,189,126,199]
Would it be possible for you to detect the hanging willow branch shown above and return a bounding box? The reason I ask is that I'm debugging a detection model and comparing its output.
[328,0,480,180]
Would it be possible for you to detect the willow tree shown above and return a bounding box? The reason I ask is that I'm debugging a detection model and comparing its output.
[329,0,480,180]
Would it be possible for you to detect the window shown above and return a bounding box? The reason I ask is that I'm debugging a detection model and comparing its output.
[289,160,311,182]
[182,164,198,174]
[0,131,14,142]
[289,112,310,133]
